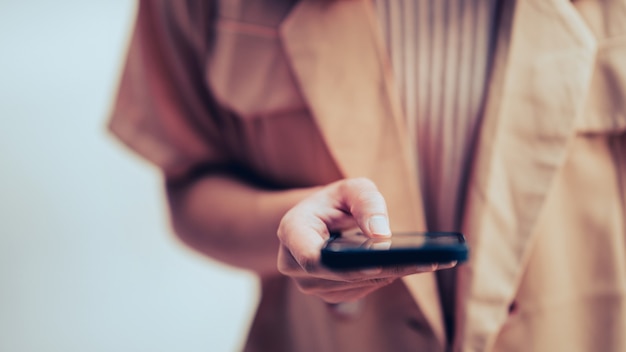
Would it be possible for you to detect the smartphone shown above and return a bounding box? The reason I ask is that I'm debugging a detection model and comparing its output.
[320,231,468,270]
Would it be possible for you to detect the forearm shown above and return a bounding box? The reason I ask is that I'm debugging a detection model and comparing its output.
[166,174,319,277]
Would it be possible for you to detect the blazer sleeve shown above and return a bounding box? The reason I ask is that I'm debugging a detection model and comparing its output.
[108,0,226,177]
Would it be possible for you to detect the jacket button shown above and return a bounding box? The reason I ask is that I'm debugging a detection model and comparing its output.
[406,317,426,332]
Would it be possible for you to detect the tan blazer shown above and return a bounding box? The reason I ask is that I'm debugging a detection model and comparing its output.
[110,0,626,351]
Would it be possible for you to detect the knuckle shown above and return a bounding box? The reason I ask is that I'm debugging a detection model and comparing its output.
[276,212,296,242]
[339,177,377,195]
[299,257,319,274]
[354,189,384,205]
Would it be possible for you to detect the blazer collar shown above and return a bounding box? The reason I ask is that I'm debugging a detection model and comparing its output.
[455,0,597,349]
[280,0,447,346]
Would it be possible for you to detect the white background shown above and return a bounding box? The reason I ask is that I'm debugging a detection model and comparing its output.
[0,1,258,351]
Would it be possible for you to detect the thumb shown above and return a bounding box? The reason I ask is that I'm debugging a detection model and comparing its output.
[335,178,391,238]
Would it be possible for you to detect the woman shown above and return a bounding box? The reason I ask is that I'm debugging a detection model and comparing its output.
[110,0,626,350]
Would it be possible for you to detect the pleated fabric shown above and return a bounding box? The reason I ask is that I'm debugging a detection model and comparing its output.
[373,0,501,232]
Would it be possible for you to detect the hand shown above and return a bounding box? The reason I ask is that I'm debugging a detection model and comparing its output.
[277,178,454,304]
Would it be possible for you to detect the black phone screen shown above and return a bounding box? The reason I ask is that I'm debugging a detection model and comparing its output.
[321,232,468,269]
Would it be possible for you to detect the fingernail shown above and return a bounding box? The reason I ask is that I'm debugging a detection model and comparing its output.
[439,261,458,270]
[368,216,390,236]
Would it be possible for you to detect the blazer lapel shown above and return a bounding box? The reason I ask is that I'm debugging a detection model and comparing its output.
[456,0,597,349]
[280,0,447,345]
